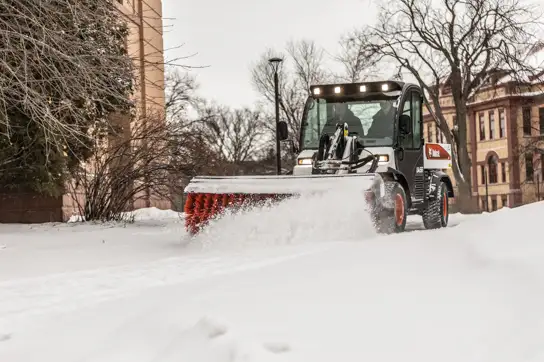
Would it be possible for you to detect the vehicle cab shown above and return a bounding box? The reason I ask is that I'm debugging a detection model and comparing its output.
[292,80,422,176]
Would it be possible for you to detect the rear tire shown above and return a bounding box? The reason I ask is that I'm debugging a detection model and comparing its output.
[422,181,449,229]
[371,181,407,234]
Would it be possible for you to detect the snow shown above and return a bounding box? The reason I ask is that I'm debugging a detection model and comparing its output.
[67,206,181,223]
[184,173,378,194]
[527,43,544,71]
[467,89,544,106]
[1,185,543,362]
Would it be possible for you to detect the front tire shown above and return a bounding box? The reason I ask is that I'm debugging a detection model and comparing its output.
[422,181,449,229]
[372,181,407,234]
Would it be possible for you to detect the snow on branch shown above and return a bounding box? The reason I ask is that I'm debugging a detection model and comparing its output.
[0,0,138,193]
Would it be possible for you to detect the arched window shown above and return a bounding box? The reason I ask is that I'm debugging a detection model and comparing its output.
[488,155,498,184]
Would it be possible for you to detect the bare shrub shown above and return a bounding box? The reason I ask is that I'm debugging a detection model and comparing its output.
[69,110,185,221]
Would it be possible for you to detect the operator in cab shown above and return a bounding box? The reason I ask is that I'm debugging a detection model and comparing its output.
[327,103,365,137]
[366,100,395,138]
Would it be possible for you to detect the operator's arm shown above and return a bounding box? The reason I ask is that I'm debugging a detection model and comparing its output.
[346,114,365,137]
[365,112,381,137]
[366,121,376,137]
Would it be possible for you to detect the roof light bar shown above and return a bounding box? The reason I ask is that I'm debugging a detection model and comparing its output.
[309,81,403,97]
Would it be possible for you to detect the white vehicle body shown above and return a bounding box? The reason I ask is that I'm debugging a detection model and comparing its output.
[293,142,452,176]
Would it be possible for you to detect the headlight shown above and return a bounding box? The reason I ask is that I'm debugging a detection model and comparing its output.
[297,158,312,165]
[378,155,389,162]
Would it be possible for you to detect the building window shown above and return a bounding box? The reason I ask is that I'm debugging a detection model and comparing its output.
[479,113,485,140]
[489,110,495,139]
[501,162,506,183]
[488,155,498,184]
[427,123,433,142]
[501,195,508,208]
[481,196,487,211]
[499,109,506,138]
[481,165,486,184]
[522,106,532,136]
[491,197,497,211]
[539,108,544,135]
[526,153,534,181]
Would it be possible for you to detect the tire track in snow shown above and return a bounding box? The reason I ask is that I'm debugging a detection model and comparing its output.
[0,246,329,331]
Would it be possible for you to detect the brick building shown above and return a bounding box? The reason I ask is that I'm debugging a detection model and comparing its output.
[423,44,544,212]
[0,0,168,222]
[111,0,168,211]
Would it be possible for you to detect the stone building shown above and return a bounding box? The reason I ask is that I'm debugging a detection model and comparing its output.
[112,0,169,211]
[424,44,544,212]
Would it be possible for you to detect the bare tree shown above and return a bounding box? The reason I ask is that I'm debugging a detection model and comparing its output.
[251,39,331,148]
[334,30,380,83]
[356,0,544,212]
[513,116,544,192]
[164,67,200,122]
[192,103,269,173]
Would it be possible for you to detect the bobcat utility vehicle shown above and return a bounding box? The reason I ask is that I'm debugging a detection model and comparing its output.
[183,80,454,234]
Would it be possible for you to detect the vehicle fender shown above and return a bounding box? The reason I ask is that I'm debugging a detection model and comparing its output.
[429,170,454,198]
[380,168,411,206]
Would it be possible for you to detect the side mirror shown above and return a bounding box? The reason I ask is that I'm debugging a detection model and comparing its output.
[278,121,288,141]
[399,114,412,135]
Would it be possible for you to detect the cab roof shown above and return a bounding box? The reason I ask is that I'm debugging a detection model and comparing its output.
[309,80,416,98]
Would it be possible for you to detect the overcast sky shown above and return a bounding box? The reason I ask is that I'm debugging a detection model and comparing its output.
[162,0,378,109]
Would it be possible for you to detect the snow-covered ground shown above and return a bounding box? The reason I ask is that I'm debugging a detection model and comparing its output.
[1,187,544,362]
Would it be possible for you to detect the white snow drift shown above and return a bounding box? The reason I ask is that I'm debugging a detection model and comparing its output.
[0,190,543,362]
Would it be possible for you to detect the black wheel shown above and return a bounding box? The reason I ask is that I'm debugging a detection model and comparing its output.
[422,181,449,229]
[371,181,407,234]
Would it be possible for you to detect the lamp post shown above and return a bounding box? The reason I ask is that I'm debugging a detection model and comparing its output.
[484,166,489,212]
[268,57,283,175]
[536,170,541,201]
[536,148,544,201]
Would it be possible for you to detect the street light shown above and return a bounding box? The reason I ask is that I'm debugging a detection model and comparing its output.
[268,57,283,175]
[535,148,544,201]
[483,165,489,212]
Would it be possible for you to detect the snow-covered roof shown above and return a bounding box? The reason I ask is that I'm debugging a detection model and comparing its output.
[527,41,544,70]
[491,42,544,86]
[434,41,544,93]
[467,89,544,106]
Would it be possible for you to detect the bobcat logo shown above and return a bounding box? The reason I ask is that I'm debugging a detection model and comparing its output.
[428,148,440,158]
[425,144,451,160]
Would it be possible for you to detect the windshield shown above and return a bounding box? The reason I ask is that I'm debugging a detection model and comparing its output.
[301,98,397,149]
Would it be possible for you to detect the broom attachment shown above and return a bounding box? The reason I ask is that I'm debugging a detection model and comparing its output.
[183,173,383,235]
[183,192,290,234]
